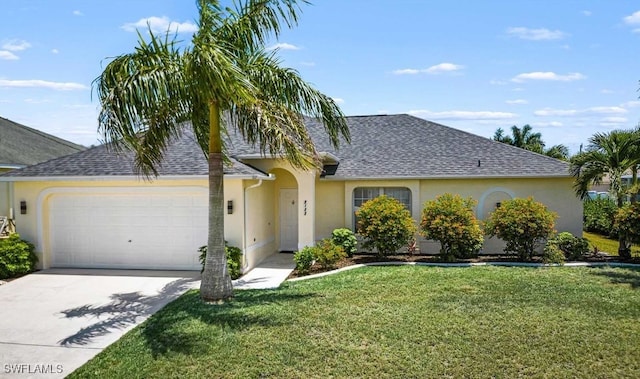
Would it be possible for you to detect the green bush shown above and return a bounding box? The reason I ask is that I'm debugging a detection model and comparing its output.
[420,193,484,261]
[615,202,640,254]
[293,246,315,274]
[550,232,590,261]
[331,228,358,257]
[0,234,38,280]
[583,197,618,236]
[485,197,557,261]
[356,195,417,256]
[314,239,346,269]
[198,242,243,279]
[542,242,566,265]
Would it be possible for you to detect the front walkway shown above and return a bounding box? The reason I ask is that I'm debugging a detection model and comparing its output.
[233,253,295,290]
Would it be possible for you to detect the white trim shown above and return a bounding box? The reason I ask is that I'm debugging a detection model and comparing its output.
[0,173,274,182]
[0,164,25,170]
[321,174,570,181]
[36,185,208,268]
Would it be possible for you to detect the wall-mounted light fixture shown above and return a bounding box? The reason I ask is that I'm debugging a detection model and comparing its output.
[496,202,501,208]
[20,200,27,215]
[227,200,233,214]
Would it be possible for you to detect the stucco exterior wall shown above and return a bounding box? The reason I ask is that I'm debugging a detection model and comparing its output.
[315,176,582,255]
[243,179,276,271]
[0,168,13,217]
[315,180,345,240]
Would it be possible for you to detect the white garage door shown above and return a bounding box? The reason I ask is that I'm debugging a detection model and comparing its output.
[48,188,208,270]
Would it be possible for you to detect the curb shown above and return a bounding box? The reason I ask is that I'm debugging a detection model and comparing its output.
[286,261,640,282]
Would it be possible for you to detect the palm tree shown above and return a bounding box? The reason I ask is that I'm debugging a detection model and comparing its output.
[570,129,640,257]
[493,125,569,160]
[94,0,350,301]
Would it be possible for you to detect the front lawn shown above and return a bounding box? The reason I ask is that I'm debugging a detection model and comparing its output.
[70,266,640,378]
[584,231,640,257]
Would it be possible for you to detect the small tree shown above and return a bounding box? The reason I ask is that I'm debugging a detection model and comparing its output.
[420,193,484,261]
[485,197,557,261]
[614,202,640,259]
[356,195,416,256]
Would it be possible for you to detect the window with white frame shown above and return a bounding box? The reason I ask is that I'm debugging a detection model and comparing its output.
[353,187,412,229]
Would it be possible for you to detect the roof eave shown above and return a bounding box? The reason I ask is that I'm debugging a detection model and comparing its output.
[320,173,572,181]
[0,173,274,182]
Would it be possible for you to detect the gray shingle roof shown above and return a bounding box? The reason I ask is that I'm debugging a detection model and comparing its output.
[1,114,570,179]
[0,116,86,167]
[1,127,267,178]
[230,114,570,178]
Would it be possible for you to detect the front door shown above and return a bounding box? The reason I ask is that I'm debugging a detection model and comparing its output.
[279,189,298,251]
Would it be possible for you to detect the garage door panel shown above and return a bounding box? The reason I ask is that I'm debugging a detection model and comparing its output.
[49,189,207,270]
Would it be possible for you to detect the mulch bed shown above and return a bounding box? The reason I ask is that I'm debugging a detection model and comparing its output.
[288,252,639,279]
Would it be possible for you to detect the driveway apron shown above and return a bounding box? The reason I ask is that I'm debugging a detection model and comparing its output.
[0,269,199,379]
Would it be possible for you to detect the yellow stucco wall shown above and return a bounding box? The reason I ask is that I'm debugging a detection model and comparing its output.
[315,180,345,240]
[316,176,582,255]
[0,168,13,217]
[243,179,276,270]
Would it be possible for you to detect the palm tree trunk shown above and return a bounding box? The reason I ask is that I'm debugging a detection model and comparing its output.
[200,102,233,301]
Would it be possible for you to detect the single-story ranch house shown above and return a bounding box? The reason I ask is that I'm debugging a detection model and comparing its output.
[0,114,582,272]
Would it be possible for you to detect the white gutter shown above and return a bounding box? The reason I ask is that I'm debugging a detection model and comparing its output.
[242,174,274,272]
[0,174,275,182]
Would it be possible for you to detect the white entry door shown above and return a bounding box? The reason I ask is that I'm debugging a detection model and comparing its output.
[279,189,298,251]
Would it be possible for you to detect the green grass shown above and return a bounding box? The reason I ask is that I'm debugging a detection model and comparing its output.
[70,266,640,378]
[584,231,640,256]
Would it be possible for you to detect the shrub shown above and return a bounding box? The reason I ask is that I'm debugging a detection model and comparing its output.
[542,242,566,265]
[485,197,557,261]
[583,197,618,236]
[0,234,38,280]
[331,228,358,257]
[314,239,346,269]
[293,246,315,274]
[420,193,484,261]
[614,202,640,256]
[550,232,590,261]
[198,242,243,279]
[356,195,416,256]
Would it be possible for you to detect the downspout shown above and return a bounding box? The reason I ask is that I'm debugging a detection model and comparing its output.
[242,176,268,273]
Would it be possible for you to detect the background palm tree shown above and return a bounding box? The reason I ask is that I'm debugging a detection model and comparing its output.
[493,125,569,160]
[94,0,350,301]
[570,129,640,257]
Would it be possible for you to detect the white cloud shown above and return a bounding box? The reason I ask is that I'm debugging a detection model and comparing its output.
[532,121,563,127]
[73,10,83,16]
[393,63,463,75]
[623,11,640,25]
[2,40,31,51]
[266,42,300,51]
[506,99,528,105]
[0,51,19,60]
[582,10,592,16]
[506,27,566,40]
[121,16,198,34]
[408,109,517,121]
[425,62,464,74]
[621,100,640,108]
[534,106,627,117]
[511,71,586,82]
[332,97,344,104]
[0,79,88,91]
[51,49,59,54]
[600,117,627,123]
[393,68,421,75]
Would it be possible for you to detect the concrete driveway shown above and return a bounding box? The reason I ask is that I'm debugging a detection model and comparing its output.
[0,269,200,379]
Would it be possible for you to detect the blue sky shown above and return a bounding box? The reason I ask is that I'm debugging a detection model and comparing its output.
[1,1,639,153]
